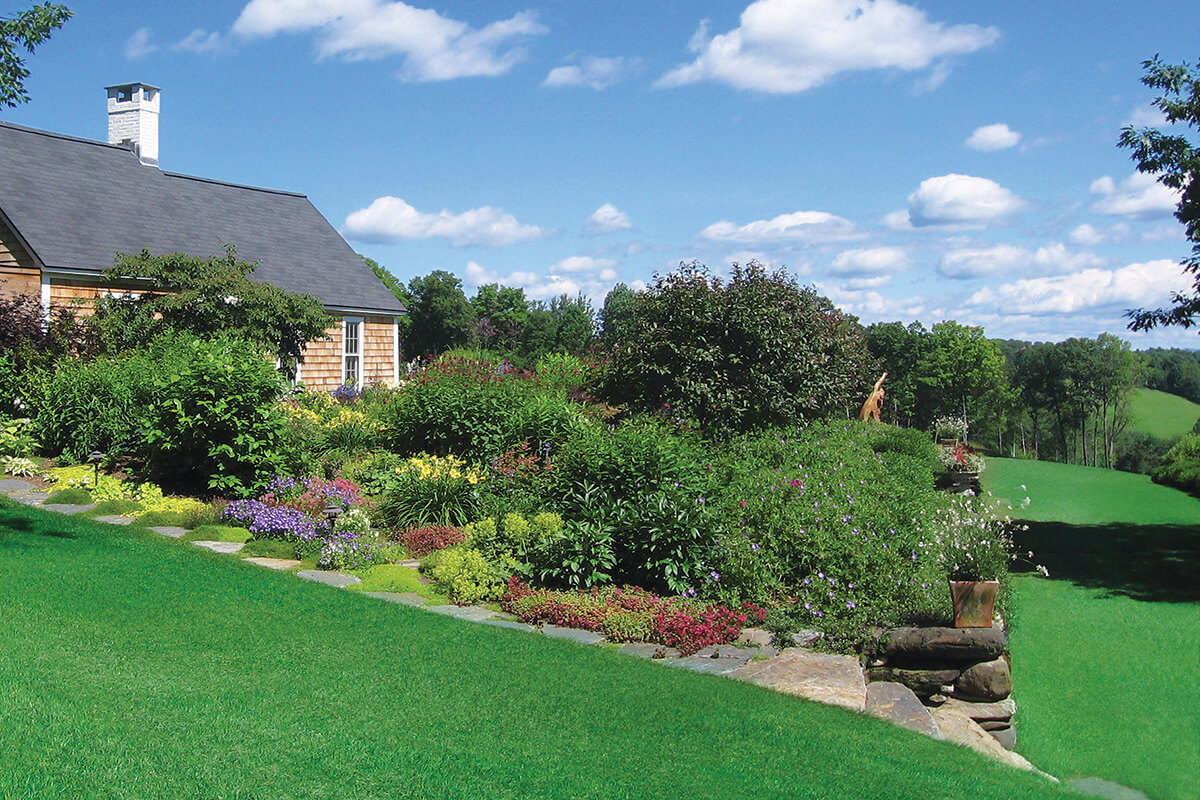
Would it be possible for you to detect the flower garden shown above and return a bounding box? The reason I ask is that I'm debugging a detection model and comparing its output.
[1,344,1025,656]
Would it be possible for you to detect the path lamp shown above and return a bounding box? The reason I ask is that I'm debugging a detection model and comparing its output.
[87,451,105,489]
[323,502,344,530]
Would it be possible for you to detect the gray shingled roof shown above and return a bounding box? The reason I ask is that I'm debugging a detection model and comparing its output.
[0,121,405,315]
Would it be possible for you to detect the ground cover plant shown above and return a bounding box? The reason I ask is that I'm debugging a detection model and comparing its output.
[0,500,1074,800]
[984,457,1200,800]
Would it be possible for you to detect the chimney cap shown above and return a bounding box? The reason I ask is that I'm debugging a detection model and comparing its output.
[104,82,161,91]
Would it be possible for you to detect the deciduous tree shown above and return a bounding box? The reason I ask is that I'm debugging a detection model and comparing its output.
[0,2,71,107]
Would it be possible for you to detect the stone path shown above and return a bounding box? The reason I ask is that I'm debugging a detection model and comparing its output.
[1,480,1062,781]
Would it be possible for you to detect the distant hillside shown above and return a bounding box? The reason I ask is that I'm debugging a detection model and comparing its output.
[1127,388,1200,440]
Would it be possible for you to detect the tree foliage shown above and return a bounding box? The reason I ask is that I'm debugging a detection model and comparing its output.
[0,2,70,107]
[100,245,334,376]
[402,270,474,358]
[604,261,873,433]
[1120,55,1200,331]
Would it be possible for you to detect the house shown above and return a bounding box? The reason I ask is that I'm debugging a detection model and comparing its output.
[0,83,406,392]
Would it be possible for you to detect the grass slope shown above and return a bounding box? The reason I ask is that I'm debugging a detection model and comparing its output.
[1128,388,1200,441]
[984,458,1200,800]
[0,500,1071,800]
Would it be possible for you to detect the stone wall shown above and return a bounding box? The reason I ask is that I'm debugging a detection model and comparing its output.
[868,625,1016,750]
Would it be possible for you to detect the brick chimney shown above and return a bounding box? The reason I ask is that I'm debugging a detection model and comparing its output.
[106,82,160,166]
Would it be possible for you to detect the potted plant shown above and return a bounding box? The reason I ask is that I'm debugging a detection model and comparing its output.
[930,498,1012,627]
[933,414,967,446]
[938,443,984,493]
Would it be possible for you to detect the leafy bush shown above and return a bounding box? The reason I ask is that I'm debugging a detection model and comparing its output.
[401,524,466,557]
[0,416,36,458]
[31,351,156,462]
[603,261,873,433]
[318,532,378,571]
[708,420,947,627]
[1152,432,1200,496]
[1115,431,1175,474]
[422,545,512,604]
[2,455,39,477]
[136,335,291,497]
[548,419,711,504]
[378,453,486,528]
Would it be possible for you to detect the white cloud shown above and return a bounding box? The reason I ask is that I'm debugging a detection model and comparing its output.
[938,244,1029,279]
[342,196,546,247]
[1068,222,1130,246]
[232,0,547,81]
[939,242,1105,279]
[845,275,892,290]
[464,261,614,304]
[1089,171,1180,219]
[551,255,618,273]
[125,27,157,59]
[965,123,1020,152]
[585,203,633,233]
[655,0,999,93]
[1142,223,1185,242]
[965,259,1185,315]
[830,246,909,275]
[817,282,926,320]
[174,29,227,54]
[700,210,856,243]
[1125,104,1167,128]
[904,173,1024,227]
[544,56,635,89]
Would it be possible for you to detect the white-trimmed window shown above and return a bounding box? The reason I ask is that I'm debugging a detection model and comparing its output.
[342,317,363,389]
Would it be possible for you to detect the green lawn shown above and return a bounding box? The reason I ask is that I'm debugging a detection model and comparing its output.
[1128,388,1200,440]
[0,499,1071,800]
[984,458,1200,800]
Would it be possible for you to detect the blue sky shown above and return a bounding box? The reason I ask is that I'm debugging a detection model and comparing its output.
[5,0,1198,347]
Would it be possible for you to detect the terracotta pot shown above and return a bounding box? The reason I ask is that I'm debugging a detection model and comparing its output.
[949,579,1000,628]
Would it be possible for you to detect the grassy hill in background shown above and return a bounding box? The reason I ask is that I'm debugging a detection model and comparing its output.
[984,458,1199,800]
[1127,388,1200,441]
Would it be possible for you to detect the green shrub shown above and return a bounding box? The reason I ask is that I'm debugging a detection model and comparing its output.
[603,261,873,433]
[45,487,93,505]
[136,334,290,497]
[531,517,617,590]
[1152,432,1200,496]
[548,419,711,504]
[1116,431,1176,474]
[0,416,36,458]
[31,351,156,462]
[346,564,443,598]
[378,453,485,528]
[422,545,512,604]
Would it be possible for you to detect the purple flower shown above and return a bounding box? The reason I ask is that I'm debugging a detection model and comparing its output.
[709,570,721,582]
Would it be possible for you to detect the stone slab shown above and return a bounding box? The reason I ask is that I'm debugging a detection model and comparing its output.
[541,624,605,645]
[399,558,421,568]
[930,707,1041,774]
[191,540,246,555]
[428,604,502,622]
[866,681,942,738]
[867,666,961,695]
[8,492,49,506]
[296,569,360,587]
[665,656,747,676]
[1067,778,1152,800]
[363,592,428,607]
[0,479,36,492]
[243,557,302,570]
[41,503,96,515]
[730,648,867,713]
[791,629,823,647]
[986,724,1016,751]
[149,526,189,538]
[693,645,760,664]
[941,696,1017,721]
[736,627,774,648]
[885,626,1007,663]
[478,619,538,632]
[619,643,682,660]
[92,515,136,526]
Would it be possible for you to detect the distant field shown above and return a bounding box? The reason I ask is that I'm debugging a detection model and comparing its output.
[984,457,1200,800]
[1128,388,1200,440]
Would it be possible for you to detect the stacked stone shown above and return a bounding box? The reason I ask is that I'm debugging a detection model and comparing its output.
[867,626,1017,750]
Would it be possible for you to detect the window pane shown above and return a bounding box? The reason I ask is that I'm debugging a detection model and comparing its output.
[345,321,360,355]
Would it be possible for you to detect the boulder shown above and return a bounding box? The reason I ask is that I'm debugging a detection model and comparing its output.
[955,657,1013,701]
[941,696,1017,722]
[985,724,1017,751]
[730,648,866,713]
[884,626,1007,663]
[865,681,941,738]
[930,707,1040,773]
[866,666,961,695]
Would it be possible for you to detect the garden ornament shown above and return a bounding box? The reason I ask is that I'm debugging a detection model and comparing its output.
[859,372,887,422]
